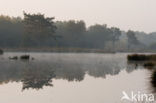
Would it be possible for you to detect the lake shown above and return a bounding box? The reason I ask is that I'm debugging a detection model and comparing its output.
[0,52,155,103]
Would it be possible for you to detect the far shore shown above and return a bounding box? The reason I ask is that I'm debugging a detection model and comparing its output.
[2,47,115,53]
[2,47,156,53]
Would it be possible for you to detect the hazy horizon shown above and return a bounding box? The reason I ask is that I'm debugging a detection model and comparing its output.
[0,0,156,33]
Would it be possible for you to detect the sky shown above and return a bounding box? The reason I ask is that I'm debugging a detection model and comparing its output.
[0,0,155,33]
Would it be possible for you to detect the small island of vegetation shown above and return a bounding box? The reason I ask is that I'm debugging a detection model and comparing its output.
[127,54,156,68]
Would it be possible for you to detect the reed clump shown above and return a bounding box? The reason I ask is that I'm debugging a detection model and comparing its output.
[0,49,3,55]
[127,54,156,61]
[144,62,155,67]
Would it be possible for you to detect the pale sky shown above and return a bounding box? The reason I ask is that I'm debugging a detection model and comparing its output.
[0,0,155,33]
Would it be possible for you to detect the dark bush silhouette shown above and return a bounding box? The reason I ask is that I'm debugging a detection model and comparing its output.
[127,54,150,61]
[9,56,18,60]
[0,49,3,55]
[20,55,30,60]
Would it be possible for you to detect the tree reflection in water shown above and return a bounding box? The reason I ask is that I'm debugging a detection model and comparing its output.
[0,53,132,90]
[21,67,55,90]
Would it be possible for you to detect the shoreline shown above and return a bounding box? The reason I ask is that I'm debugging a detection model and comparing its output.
[1,47,156,53]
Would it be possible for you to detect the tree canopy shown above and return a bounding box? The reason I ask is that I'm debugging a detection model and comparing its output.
[23,12,57,46]
[0,12,155,52]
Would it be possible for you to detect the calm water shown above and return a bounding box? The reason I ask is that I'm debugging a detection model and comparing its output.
[0,52,155,103]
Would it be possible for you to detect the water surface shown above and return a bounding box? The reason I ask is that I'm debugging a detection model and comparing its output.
[0,53,154,103]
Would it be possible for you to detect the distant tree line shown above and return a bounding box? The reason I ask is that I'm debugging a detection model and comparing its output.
[0,12,155,52]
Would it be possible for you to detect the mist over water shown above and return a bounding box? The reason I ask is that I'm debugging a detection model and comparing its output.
[0,52,154,103]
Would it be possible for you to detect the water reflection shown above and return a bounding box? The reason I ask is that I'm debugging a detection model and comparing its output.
[150,70,156,93]
[21,67,55,90]
[0,53,142,90]
[127,58,156,95]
